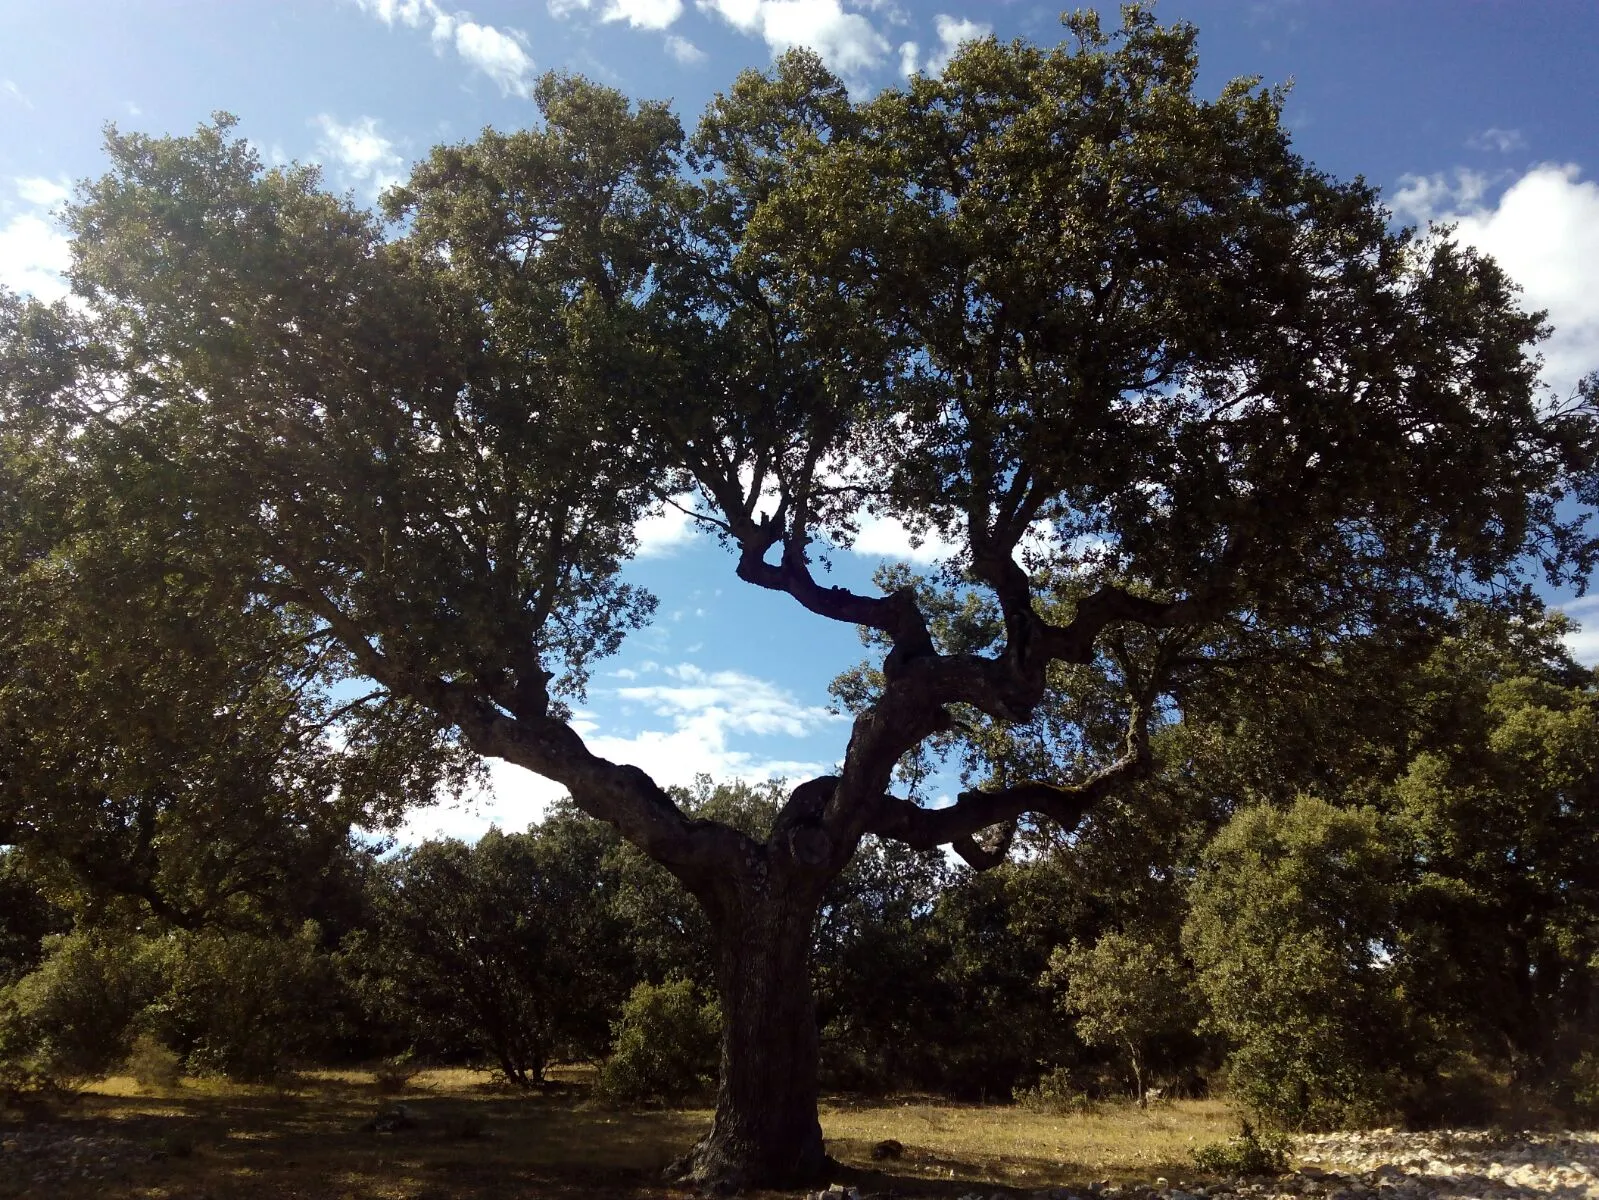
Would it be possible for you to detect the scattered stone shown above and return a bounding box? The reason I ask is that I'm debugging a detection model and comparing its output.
[361,1101,416,1133]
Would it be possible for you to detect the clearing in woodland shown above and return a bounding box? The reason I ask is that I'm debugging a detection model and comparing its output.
[0,1066,1234,1199]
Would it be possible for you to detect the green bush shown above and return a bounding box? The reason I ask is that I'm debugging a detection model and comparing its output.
[594,979,719,1108]
[1193,1121,1292,1176]
[1568,1052,1599,1118]
[125,1033,182,1091]
[152,924,337,1082]
[2,929,164,1082]
[1185,798,1419,1128]
[1012,1066,1097,1114]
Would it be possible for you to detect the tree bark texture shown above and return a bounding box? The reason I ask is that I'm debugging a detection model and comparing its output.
[675,870,831,1189]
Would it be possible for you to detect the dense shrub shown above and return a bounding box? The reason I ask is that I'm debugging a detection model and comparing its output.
[0,929,165,1081]
[1012,1066,1097,1115]
[595,979,720,1108]
[151,924,338,1082]
[1185,799,1422,1128]
[125,1033,183,1091]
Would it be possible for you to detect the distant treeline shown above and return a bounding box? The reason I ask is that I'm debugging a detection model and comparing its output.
[3,606,1598,1129]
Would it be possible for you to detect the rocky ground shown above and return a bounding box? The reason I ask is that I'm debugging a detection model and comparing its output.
[8,1120,1599,1197]
[0,1124,161,1188]
[819,1130,1599,1200]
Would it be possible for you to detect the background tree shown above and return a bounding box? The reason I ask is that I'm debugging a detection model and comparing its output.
[11,5,1594,1185]
[359,820,628,1086]
[1184,797,1422,1128]
[1045,929,1196,1107]
[1381,610,1599,1086]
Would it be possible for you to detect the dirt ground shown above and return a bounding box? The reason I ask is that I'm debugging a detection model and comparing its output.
[0,1066,1237,1200]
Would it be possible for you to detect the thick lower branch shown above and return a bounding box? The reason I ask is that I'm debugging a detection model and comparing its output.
[861,702,1153,869]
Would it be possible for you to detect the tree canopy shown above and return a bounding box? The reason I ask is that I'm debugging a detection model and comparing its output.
[4,5,1596,1185]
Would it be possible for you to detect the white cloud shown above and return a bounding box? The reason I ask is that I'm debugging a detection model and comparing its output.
[1389,168,1490,224]
[354,0,535,95]
[452,21,536,92]
[1558,596,1599,667]
[1467,127,1525,154]
[633,495,702,557]
[850,513,956,564]
[551,0,684,29]
[925,13,989,74]
[313,115,405,197]
[600,662,840,784]
[897,39,919,77]
[15,177,69,208]
[395,660,841,843]
[2,80,31,110]
[0,179,72,302]
[400,757,569,842]
[697,0,891,78]
[665,33,707,62]
[1394,163,1599,398]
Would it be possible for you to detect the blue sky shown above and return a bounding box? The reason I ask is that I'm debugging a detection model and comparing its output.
[3,0,1597,840]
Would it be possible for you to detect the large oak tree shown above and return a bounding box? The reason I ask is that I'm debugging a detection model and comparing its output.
[8,8,1596,1185]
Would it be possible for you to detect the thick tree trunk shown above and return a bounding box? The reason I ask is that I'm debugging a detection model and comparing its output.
[673,879,830,1190]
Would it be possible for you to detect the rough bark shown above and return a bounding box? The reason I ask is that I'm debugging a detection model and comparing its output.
[671,867,832,1189]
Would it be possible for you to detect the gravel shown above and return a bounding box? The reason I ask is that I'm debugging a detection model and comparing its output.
[816,1130,1599,1200]
[0,1124,157,1189]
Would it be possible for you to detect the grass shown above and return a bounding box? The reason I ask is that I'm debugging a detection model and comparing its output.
[0,1065,1239,1200]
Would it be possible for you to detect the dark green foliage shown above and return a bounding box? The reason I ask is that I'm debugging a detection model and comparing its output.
[2,7,1597,1173]
[595,979,720,1108]
[0,851,69,987]
[1378,611,1599,1082]
[151,924,342,1081]
[812,835,954,1091]
[357,815,630,1086]
[1184,798,1422,1128]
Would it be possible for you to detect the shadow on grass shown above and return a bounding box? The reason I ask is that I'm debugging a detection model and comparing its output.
[2,1077,710,1200]
[2,1075,1226,1200]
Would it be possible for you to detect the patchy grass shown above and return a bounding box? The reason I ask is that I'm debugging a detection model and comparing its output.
[0,1066,1236,1199]
[824,1095,1237,1188]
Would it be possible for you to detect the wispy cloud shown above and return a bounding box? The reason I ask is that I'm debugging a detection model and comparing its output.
[601,662,839,782]
[550,0,684,30]
[2,80,32,110]
[664,33,707,63]
[632,495,703,558]
[353,0,535,95]
[1390,167,1491,223]
[1467,127,1525,154]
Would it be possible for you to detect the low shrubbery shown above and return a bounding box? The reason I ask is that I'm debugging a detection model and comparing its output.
[594,979,720,1108]
[1192,1121,1292,1176]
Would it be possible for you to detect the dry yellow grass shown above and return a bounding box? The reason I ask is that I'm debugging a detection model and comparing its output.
[822,1096,1237,1187]
[0,1066,1239,1200]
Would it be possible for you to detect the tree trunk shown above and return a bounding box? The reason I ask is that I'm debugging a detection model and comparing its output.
[673,876,830,1190]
